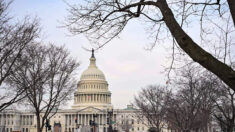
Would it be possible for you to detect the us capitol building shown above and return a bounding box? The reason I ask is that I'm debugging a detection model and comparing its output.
[0,51,150,132]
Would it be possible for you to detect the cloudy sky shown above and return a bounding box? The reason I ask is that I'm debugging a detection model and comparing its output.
[11,0,173,108]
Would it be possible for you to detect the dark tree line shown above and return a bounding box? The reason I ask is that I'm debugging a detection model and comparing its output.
[135,85,171,132]
[135,65,235,132]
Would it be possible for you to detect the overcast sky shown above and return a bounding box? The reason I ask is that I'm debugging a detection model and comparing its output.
[11,0,174,109]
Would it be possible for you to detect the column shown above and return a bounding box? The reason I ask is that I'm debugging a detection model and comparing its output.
[105,95,106,103]
[103,95,105,103]
[110,95,111,103]
[105,95,107,103]
[98,94,100,102]
[97,114,100,125]
[81,95,82,103]
[83,114,85,125]
[94,94,96,102]
[104,114,106,125]
[81,114,82,125]
[8,114,11,125]
[89,114,90,123]
[72,114,75,126]
[85,114,87,125]
[80,114,82,124]
[82,94,84,103]
[70,114,72,126]
[0,114,2,125]
[65,115,67,126]
[87,114,89,125]
[102,114,104,125]
[90,114,92,124]
[24,115,26,125]
[78,95,80,102]
[84,94,86,102]
[101,95,103,103]
[83,94,85,103]
[83,94,85,102]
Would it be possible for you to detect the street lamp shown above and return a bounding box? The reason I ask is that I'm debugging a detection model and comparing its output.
[107,108,113,132]
[90,113,98,132]
[45,119,51,132]
[75,113,83,132]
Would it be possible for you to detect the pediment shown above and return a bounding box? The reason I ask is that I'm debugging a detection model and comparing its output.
[78,106,104,113]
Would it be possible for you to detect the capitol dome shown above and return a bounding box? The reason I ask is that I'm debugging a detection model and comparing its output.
[72,49,112,110]
[80,57,106,81]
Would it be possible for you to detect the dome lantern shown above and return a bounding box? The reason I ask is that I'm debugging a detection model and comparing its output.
[89,48,97,68]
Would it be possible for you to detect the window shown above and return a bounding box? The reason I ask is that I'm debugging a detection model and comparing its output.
[131,119,134,124]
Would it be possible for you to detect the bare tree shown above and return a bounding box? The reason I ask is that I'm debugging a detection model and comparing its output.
[213,84,235,132]
[134,85,171,132]
[0,0,40,111]
[65,0,235,89]
[166,65,218,132]
[117,116,133,132]
[7,43,79,132]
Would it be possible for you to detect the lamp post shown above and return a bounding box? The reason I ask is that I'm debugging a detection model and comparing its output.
[107,109,113,132]
[90,113,98,132]
[45,119,51,132]
[93,114,98,132]
[75,113,79,132]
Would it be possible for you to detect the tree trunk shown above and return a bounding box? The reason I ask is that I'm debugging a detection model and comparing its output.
[227,0,235,27]
[36,113,42,132]
[228,126,233,132]
[157,0,235,89]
